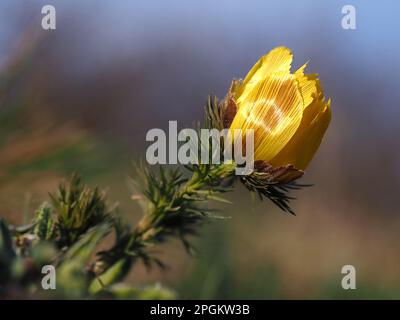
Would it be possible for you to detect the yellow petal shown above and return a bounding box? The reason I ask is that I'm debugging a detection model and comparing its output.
[270,98,331,170]
[235,47,293,102]
[230,70,304,162]
[294,63,318,110]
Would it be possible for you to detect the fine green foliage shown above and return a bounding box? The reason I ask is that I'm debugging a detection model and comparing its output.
[49,174,112,247]
[136,162,236,250]
[0,162,238,299]
[240,172,307,215]
[0,174,178,299]
[89,162,236,294]
[33,203,56,241]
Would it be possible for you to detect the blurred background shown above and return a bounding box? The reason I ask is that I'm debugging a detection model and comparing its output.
[1,0,400,298]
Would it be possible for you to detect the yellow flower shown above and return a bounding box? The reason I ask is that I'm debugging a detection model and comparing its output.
[229,46,331,170]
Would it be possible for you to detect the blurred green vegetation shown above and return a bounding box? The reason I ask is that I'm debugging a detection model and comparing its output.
[177,222,400,299]
[176,224,281,299]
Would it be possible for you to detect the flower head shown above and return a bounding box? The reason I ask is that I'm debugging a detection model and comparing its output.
[228,46,331,171]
